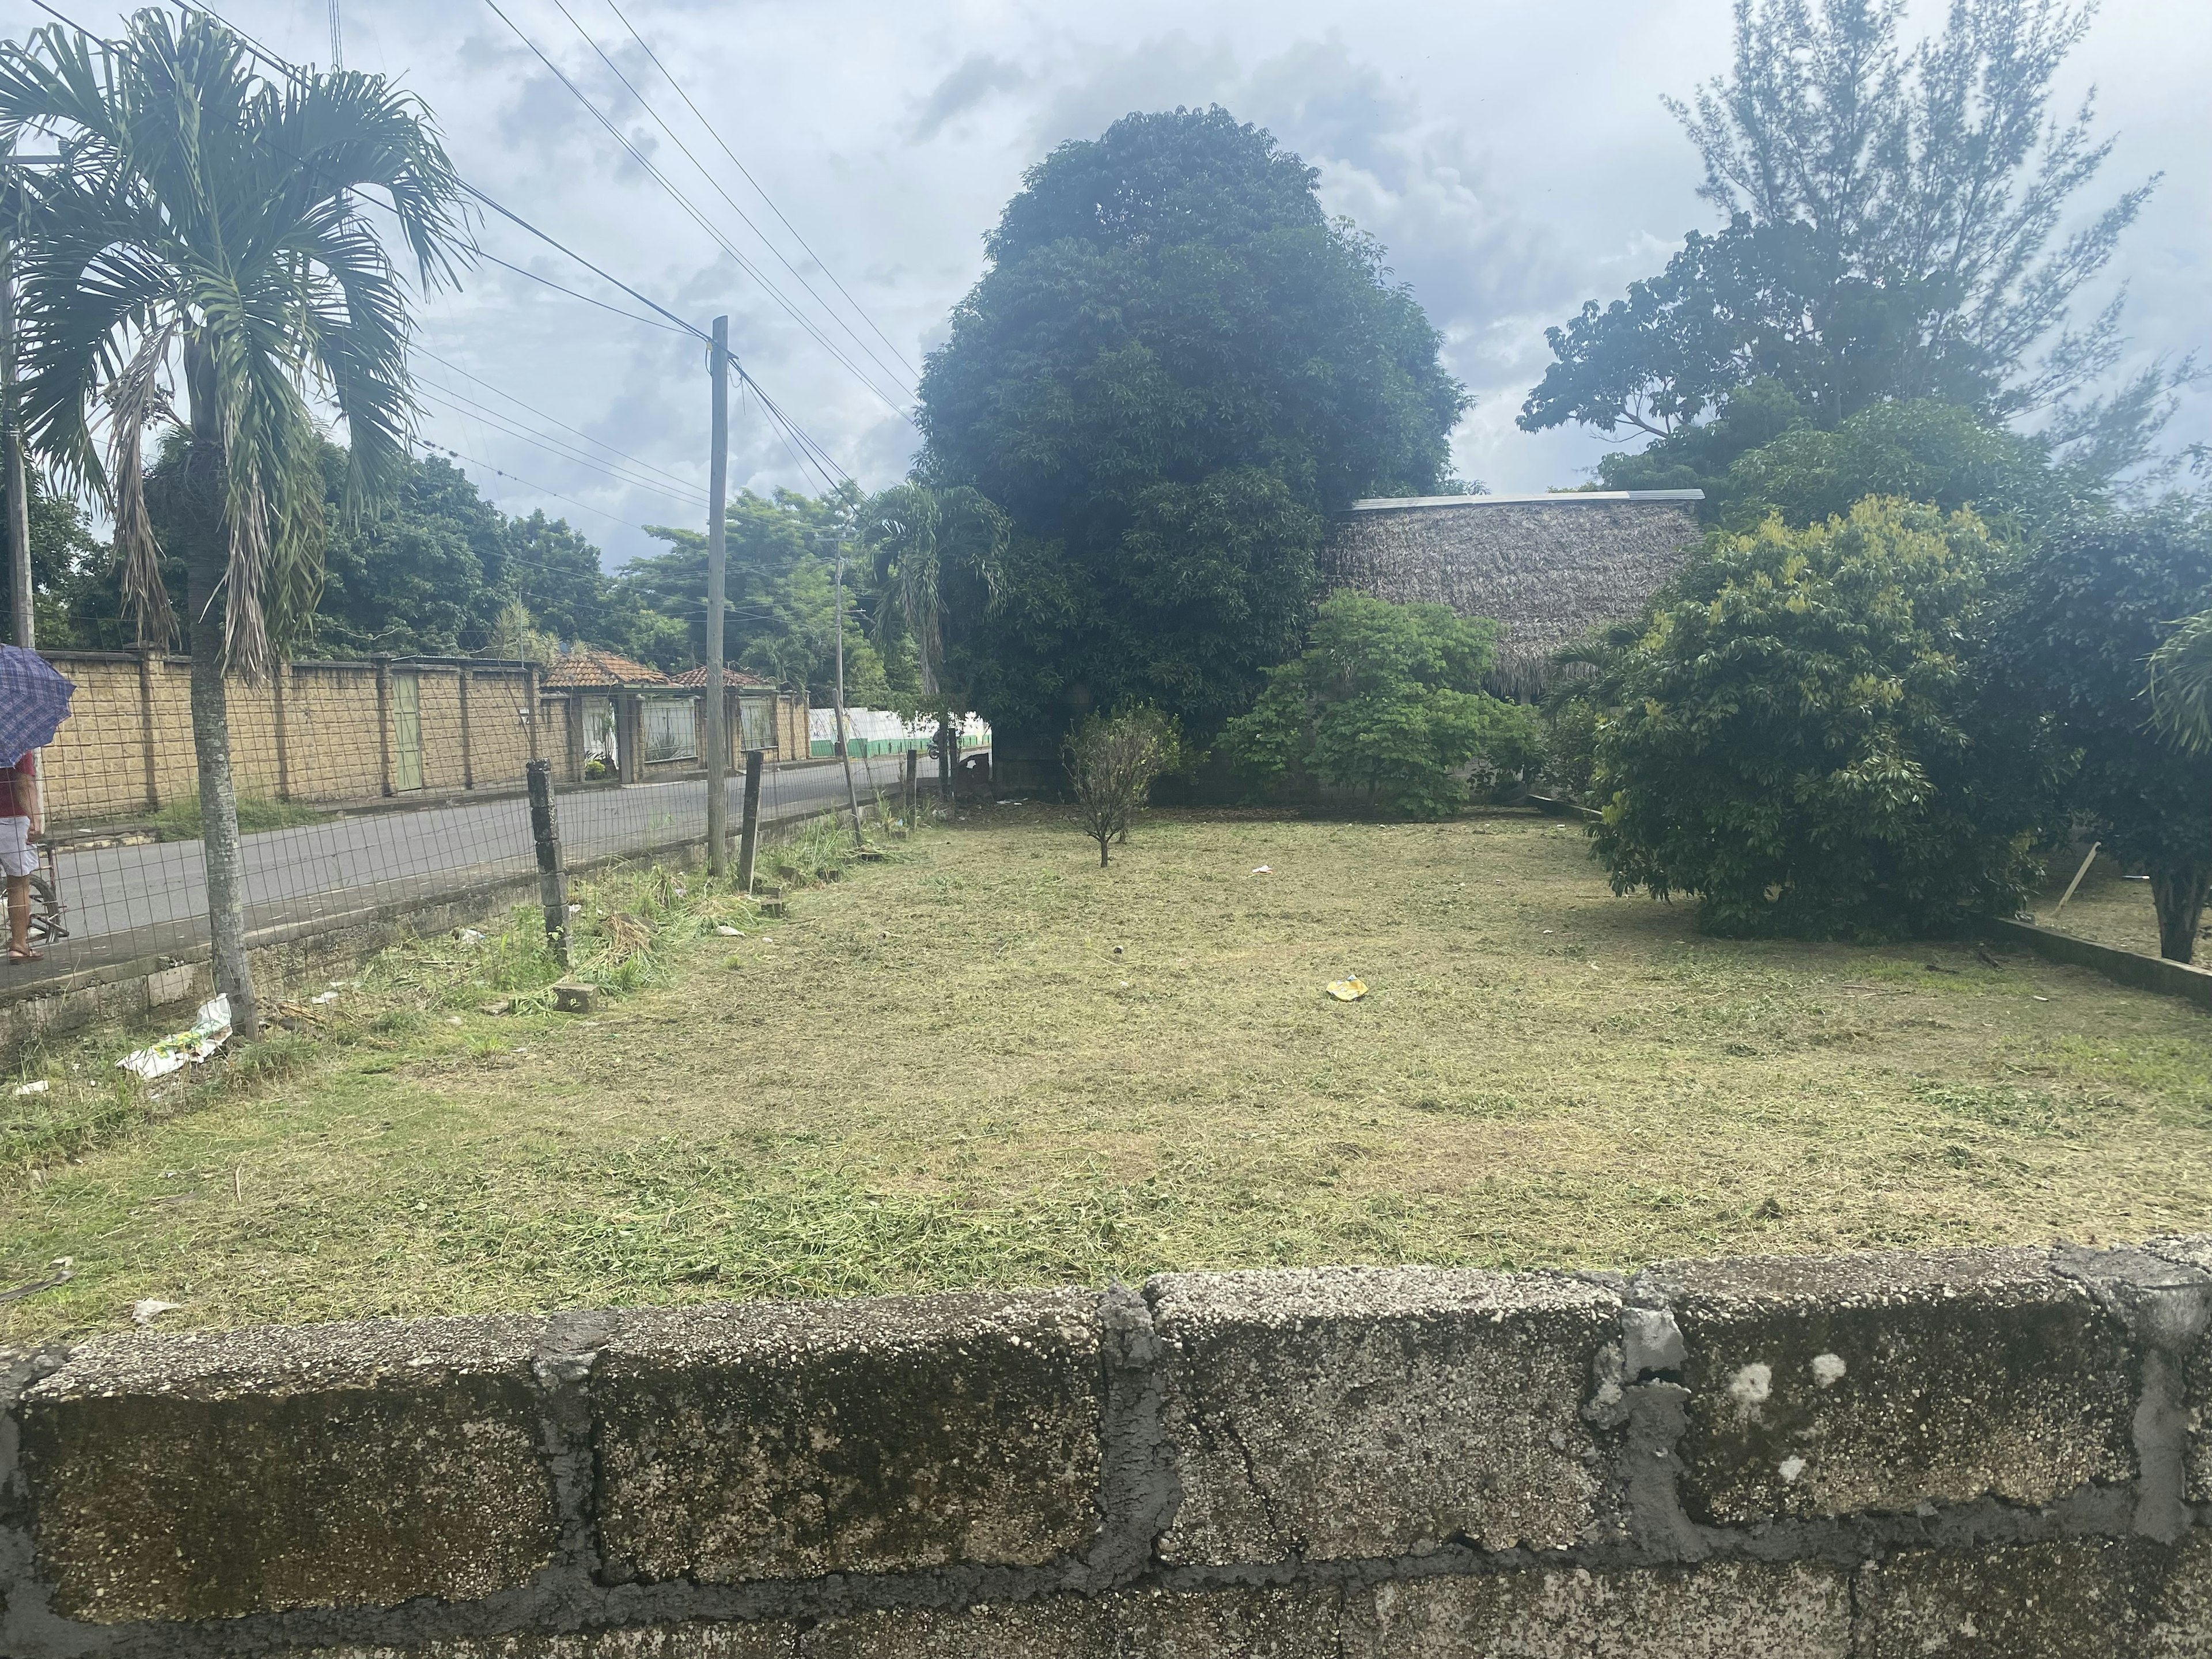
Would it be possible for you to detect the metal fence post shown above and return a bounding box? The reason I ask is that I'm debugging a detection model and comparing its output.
[736,747,764,893]
[526,759,569,967]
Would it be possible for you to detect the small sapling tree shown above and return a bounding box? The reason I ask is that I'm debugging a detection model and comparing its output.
[1066,710,1169,866]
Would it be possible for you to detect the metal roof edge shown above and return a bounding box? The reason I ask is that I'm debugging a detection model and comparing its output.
[1344,490,1706,511]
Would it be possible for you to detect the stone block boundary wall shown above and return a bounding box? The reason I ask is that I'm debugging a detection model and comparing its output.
[3,1238,2209,1658]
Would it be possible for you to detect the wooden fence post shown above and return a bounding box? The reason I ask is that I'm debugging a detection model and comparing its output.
[736,748,764,893]
[526,759,569,968]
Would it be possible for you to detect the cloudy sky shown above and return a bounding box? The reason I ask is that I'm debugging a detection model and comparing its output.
[9,0,2206,568]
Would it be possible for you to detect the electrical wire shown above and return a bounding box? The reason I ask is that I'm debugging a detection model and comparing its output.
[600,0,919,386]
[414,386,709,512]
[472,247,694,336]
[412,435,656,533]
[412,362,708,502]
[547,0,916,402]
[412,345,705,495]
[478,0,913,421]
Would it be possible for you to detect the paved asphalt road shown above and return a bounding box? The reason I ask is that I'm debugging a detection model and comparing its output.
[23,755,926,986]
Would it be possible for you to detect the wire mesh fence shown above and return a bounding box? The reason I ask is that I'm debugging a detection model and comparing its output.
[17,650,935,987]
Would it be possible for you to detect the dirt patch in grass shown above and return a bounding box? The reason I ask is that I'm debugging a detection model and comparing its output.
[3,806,2209,1339]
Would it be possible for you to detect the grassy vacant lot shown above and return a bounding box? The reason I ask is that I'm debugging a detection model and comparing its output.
[3,807,2210,1340]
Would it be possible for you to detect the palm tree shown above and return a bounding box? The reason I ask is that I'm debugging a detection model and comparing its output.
[2149,611,2212,755]
[0,10,467,1037]
[859,480,1006,800]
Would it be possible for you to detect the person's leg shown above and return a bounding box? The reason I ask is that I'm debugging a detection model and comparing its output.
[1,816,37,960]
[7,873,29,958]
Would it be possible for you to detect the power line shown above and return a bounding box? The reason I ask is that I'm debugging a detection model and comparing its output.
[462,182,710,342]
[547,0,916,402]
[600,0,921,387]
[414,435,656,534]
[472,247,694,336]
[42,4,868,525]
[412,344,706,495]
[478,0,913,422]
[414,383,709,511]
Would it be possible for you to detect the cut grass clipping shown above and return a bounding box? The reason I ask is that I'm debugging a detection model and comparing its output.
[2,806,2208,1340]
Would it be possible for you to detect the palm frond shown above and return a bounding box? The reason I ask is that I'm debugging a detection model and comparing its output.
[2,6,470,679]
[2149,611,2212,755]
[107,315,179,646]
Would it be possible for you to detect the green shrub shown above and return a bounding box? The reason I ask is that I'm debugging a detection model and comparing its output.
[1586,497,2048,940]
[1221,592,1539,819]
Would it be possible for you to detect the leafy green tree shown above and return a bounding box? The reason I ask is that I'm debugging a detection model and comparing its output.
[2,468,113,646]
[626,488,889,700]
[1065,708,1171,867]
[1523,0,2165,483]
[313,452,505,655]
[2001,501,2212,961]
[2,9,467,1036]
[918,107,1466,766]
[859,480,1007,793]
[495,510,608,649]
[1587,498,2049,940]
[1221,592,1537,820]
[1712,399,2098,534]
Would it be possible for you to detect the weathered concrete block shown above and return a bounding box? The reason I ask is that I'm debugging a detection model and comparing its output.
[1853,1537,2212,1658]
[800,1597,1115,1658]
[19,1315,557,1622]
[1345,1560,1851,1658]
[594,1289,1101,1582]
[2147,1233,2212,1506]
[802,1586,1343,1659]
[1147,1266,1617,1563]
[266,1630,791,1659]
[1647,1247,2134,1523]
[1109,1584,1346,1657]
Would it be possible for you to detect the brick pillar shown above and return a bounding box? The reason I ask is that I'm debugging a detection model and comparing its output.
[618,692,642,784]
[272,662,291,802]
[133,646,160,812]
[522,662,541,762]
[564,691,585,782]
[373,655,394,797]
[457,665,475,790]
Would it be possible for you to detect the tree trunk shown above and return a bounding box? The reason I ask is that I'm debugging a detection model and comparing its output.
[2151,861,2209,964]
[937,713,953,804]
[180,343,260,1040]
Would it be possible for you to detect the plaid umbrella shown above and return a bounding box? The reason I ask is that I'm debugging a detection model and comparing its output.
[0,646,74,763]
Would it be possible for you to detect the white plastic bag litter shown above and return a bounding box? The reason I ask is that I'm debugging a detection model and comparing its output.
[118,996,232,1081]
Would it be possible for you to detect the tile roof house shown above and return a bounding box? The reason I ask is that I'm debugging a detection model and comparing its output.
[666,665,778,690]
[1321,491,1706,694]
[539,646,669,689]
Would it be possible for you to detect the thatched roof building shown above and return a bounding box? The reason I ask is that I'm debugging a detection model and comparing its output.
[1321,490,1705,693]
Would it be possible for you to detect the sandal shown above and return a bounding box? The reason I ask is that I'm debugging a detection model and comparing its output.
[8,948,43,964]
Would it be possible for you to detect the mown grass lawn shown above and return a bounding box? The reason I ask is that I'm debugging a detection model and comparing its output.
[3,805,2210,1340]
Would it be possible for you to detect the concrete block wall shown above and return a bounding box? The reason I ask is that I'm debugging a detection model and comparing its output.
[3,1240,2209,1657]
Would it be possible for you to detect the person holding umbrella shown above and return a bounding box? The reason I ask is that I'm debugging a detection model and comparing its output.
[0,647,74,964]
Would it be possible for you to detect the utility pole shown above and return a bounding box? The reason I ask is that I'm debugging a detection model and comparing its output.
[703,316,730,877]
[824,529,864,850]
[0,159,53,654]
[2,233,29,652]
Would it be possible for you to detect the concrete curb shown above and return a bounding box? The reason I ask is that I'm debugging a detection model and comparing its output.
[1987,916,2212,1013]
